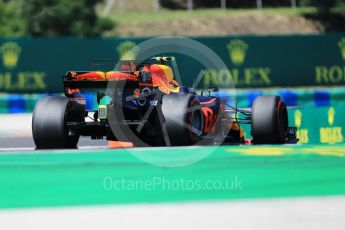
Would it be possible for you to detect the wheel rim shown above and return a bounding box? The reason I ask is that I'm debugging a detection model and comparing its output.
[192,110,202,133]
[278,101,288,141]
[189,108,203,143]
[186,97,204,144]
[64,102,80,146]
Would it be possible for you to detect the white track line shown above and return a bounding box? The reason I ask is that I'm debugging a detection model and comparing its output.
[0,147,34,152]
[0,196,344,230]
[0,146,110,154]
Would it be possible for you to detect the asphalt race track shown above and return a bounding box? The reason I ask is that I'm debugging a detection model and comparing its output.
[0,113,107,150]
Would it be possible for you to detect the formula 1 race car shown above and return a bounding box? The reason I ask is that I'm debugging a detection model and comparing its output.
[32,57,298,149]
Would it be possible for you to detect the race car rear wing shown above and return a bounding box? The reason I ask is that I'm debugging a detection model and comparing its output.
[63,56,177,94]
[63,70,139,93]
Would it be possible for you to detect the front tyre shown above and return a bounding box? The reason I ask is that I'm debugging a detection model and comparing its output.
[251,95,288,144]
[32,96,83,149]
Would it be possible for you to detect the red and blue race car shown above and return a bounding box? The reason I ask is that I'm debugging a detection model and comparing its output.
[32,56,298,149]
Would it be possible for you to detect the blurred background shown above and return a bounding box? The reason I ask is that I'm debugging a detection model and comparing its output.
[0,0,345,146]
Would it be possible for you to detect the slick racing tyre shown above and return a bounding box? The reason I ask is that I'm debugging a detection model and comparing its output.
[32,96,84,149]
[160,93,204,146]
[251,95,288,144]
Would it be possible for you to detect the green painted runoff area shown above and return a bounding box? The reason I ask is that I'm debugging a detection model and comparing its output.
[0,144,344,209]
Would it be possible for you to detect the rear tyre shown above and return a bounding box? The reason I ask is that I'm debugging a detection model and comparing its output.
[32,96,83,149]
[251,95,288,144]
[159,93,204,146]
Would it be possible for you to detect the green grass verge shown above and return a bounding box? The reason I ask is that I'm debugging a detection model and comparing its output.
[107,7,317,24]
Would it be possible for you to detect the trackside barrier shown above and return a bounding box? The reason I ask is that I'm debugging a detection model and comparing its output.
[3,87,345,113]
[2,87,344,144]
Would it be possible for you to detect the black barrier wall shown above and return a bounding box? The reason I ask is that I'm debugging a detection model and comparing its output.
[0,34,345,93]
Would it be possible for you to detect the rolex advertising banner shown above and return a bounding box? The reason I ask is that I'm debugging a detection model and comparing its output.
[199,34,345,88]
[291,106,344,145]
[0,38,145,93]
[0,34,345,93]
